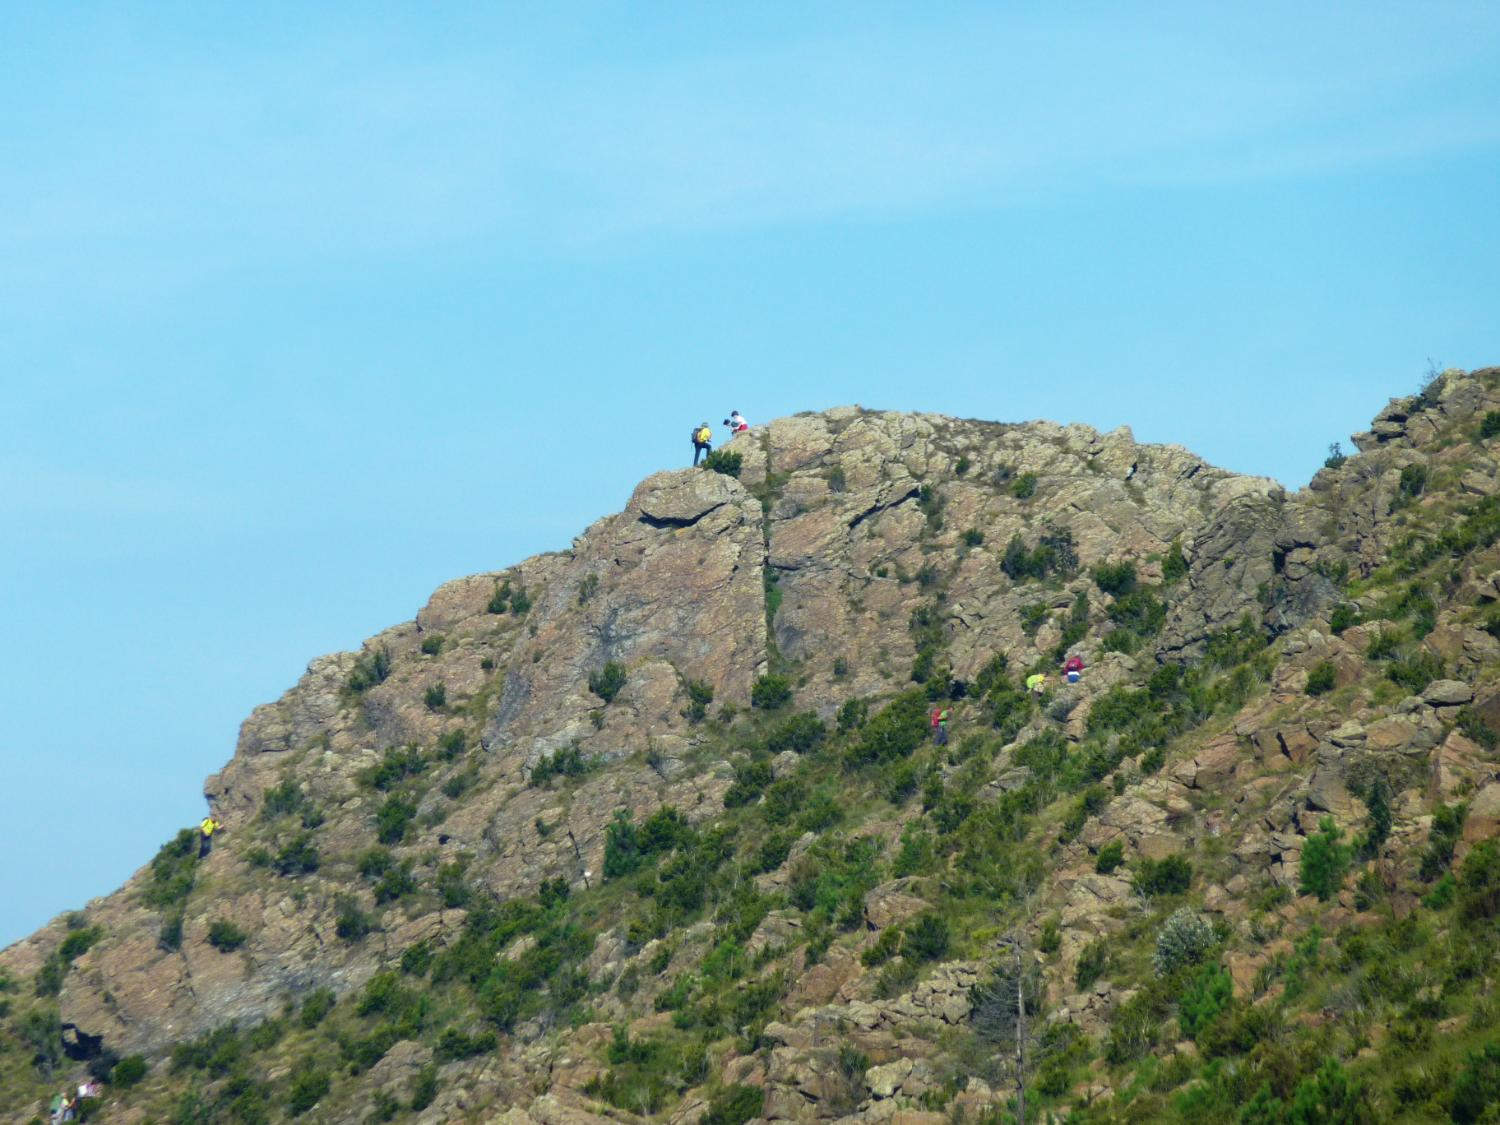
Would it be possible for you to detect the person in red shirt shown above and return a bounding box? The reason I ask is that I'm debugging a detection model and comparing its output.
[1063,653,1085,683]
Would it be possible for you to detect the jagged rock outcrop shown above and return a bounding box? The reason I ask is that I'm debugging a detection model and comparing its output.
[10,369,1500,1124]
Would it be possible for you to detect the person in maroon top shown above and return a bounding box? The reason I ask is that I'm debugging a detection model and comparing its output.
[1063,653,1085,683]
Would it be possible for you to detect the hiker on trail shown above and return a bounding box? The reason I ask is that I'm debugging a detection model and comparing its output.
[1025,672,1047,695]
[1064,653,1085,683]
[199,815,222,859]
[49,1092,64,1124]
[930,705,951,746]
[692,422,713,467]
[724,410,749,435]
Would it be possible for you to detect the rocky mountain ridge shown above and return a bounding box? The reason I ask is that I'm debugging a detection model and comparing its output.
[6,369,1500,1124]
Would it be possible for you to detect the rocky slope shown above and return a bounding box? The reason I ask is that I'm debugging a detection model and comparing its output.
[6,369,1500,1124]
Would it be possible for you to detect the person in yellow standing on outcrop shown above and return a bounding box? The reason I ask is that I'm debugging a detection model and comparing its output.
[199,814,222,859]
[692,421,713,466]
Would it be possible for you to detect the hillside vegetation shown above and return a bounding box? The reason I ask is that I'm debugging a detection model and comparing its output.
[6,371,1500,1123]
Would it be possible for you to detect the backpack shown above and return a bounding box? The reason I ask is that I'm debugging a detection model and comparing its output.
[695,427,711,444]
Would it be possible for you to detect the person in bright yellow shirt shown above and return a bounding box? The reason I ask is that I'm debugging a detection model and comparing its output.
[691,422,713,467]
[199,815,222,859]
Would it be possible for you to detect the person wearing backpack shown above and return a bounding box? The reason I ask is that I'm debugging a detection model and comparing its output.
[692,422,713,466]
[930,705,951,746]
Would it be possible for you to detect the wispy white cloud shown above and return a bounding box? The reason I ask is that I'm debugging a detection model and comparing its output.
[0,2,1496,270]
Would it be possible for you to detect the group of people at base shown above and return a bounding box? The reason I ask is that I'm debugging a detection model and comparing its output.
[691,411,750,466]
[933,652,1086,745]
[1026,653,1085,695]
[49,1082,101,1122]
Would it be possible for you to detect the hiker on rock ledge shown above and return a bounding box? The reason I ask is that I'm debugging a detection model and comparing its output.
[199,815,222,858]
[691,421,713,466]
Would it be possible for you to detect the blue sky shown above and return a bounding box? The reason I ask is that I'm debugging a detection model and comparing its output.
[2,3,1498,947]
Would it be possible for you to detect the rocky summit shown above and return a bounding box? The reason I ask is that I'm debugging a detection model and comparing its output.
[8,370,1500,1123]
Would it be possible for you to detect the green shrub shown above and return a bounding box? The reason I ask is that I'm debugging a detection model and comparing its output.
[207,921,248,952]
[751,673,792,710]
[1287,1057,1372,1123]
[347,646,392,693]
[962,528,984,547]
[1482,412,1500,440]
[589,662,628,703]
[299,988,335,1028]
[1299,817,1352,901]
[682,678,714,722]
[1093,560,1138,596]
[262,779,305,818]
[1421,802,1466,880]
[1000,526,1077,581]
[845,690,929,767]
[702,1084,764,1125]
[837,697,869,732]
[1458,705,1500,750]
[1356,776,1392,859]
[113,1053,148,1087]
[1329,603,1357,634]
[603,810,643,878]
[287,1068,330,1116]
[1387,651,1444,694]
[765,711,826,754]
[437,862,472,908]
[487,578,518,614]
[335,897,375,941]
[434,1026,498,1062]
[1075,939,1109,990]
[1162,539,1188,582]
[702,449,742,477]
[1458,839,1500,924]
[1152,908,1215,976]
[144,828,200,908]
[362,744,427,791]
[272,833,320,876]
[374,861,418,904]
[420,633,444,655]
[723,759,773,808]
[1134,854,1192,896]
[1305,661,1337,696]
[1398,463,1428,498]
[159,909,185,952]
[375,794,418,844]
[424,681,447,710]
[1106,587,1165,638]
[530,743,599,786]
[1019,601,1048,636]
[1178,962,1231,1039]
[1011,472,1038,499]
[1453,1043,1500,1122]
[904,913,950,963]
[1095,840,1124,874]
[437,729,467,760]
[409,1063,439,1109]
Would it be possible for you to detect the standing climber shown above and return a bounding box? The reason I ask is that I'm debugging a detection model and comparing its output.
[691,421,713,466]
[1063,653,1085,683]
[199,814,222,859]
[930,705,951,746]
[723,410,750,436]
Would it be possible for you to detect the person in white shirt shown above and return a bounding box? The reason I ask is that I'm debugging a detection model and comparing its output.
[724,410,749,434]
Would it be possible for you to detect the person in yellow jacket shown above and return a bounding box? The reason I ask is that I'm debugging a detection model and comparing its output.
[691,421,713,467]
[199,815,222,859]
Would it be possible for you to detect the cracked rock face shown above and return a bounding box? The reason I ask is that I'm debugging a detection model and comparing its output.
[1,403,1381,1062]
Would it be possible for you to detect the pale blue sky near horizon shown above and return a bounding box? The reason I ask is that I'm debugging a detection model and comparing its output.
[3,3,1499,947]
